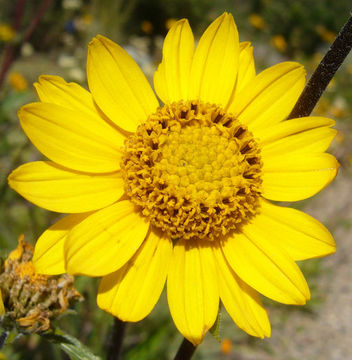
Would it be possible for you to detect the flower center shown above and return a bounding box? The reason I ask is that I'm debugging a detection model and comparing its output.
[121,100,262,241]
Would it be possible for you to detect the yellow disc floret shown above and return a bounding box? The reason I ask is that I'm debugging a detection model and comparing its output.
[121,100,262,241]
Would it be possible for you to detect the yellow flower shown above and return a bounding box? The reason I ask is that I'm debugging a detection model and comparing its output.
[249,13,266,29]
[271,34,287,52]
[8,13,338,345]
[8,72,28,92]
[0,24,15,42]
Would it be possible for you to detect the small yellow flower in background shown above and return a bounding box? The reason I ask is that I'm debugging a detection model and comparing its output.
[8,72,28,92]
[221,338,232,355]
[8,13,338,345]
[0,24,15,42]
[316,25,336,44]
[271,34,287,52]
[249,13,266,29]
[0,235,81,333]
[141,20,153,34]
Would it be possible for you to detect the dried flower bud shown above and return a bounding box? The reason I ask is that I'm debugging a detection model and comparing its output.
[0,235,82,333]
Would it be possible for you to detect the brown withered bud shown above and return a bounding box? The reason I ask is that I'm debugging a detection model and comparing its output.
[0,235,82,333]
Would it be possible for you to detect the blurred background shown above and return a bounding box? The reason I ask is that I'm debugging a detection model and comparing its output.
[0,0,352,359]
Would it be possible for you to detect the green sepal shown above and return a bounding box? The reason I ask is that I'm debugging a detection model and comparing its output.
[209,304,222,342]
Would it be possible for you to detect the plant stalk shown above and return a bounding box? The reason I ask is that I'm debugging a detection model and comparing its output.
[173,338,197,360]
[288,13,352,119]
[0,0,53,91]
[107,318,126,360]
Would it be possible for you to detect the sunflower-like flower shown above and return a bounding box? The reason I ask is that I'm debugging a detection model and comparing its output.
[8,13,338,344]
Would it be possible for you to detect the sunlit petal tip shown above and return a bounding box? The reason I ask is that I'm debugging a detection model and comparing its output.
[189,10,239,107]
[17,101,125,173]
[64,201,150,277]
[97,229,172,322]
[167,239,219,346]
[216,12,235,26]
[7,161,124,213]
[88,35,101,46]
[87,33,159,133]
[240,41,252,49]
[213,244,271,338]
[172,18,189,26]
[37,74,65,84]
[33,213,92,275]
[222,228,311,305]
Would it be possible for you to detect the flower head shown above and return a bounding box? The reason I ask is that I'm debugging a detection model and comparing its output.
[0,235,81,333]
[8,13,338,345]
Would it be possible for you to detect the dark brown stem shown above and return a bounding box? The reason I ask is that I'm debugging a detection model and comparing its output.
[13,0,27,31]
[173,338,197,360]
[107,318,126,360]
[22,0,53,43]
[288,14,352,119]
[0,0,53,91]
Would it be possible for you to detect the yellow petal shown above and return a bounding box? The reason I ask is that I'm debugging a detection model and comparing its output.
[33,213,91,275]
[255,200,336,261]
[35,75,96,115]
[154,19,194,103]
[97,229,172,322]
[238,42,256,90]
[262,153,339,201]
[87,35,159,133]
[261,127,337,157]
[0,291,4,315]
[8,161,124,213]
[167,238,219,345]
[65,201,149,276]
[225,42,256,111]
[222,225,310,305]
[255,117,335,146]
[189,13,239,108]
[19,102,124,173]
[213,243,270,338]
[229,62,305,131]
[233,42,256,99]
[35,75,128,137]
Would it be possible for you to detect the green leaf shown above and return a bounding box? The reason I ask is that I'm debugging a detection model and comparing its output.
[209,304,222,342]
[43,328,101,360]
